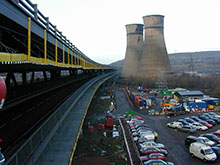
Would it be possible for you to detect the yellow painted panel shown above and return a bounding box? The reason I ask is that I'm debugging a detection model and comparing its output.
[11,54,27,61]
[0,52,12,61]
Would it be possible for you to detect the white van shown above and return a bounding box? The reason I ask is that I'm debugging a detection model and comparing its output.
[189,142,216,162]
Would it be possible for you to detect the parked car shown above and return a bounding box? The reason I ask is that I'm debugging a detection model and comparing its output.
[212,132,220,138]
[197,137,216,146]
[178,125,197,133]
[167,121,183,128]
[199,121,213,128]
[190,116,204,123]
[139,131,155,141]
[185,136,200,147]
[138,141,165,149]
[133,136,149,142]
[199,115,210,121]
[177,119,193,126]
[185,117,197,124]
[212,118,220,124]
[200,134,220,143]
[189,142,217,162]
[139,147,168,155]
[208,112,220,118]
[206,119,217,126]
[137,137,151,143]
[192,123,208,131]
[211,147,220,159]
[144,159,174,165]
[140,153,166,161]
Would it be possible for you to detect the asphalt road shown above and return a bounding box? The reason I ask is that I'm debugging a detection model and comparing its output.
[114,90,220,165]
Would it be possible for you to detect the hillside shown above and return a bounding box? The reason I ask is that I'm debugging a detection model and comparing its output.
[111,51,220,73]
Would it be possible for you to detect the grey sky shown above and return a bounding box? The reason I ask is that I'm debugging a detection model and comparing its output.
[32,0,220,64]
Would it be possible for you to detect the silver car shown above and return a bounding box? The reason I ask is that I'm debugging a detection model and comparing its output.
[138,141,165,149]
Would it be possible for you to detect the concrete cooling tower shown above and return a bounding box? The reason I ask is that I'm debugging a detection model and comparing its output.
[121,24,143,78]
[139,15,171,78]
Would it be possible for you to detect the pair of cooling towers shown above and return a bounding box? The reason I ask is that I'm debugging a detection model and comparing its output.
[121,15,171,79]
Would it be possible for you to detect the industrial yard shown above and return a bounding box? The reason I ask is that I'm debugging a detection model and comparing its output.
[73,84,220,165]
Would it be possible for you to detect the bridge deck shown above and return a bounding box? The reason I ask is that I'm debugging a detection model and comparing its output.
[25,73,116,165]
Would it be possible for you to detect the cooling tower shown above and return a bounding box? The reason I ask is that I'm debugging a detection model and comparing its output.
[139,15,171,78]
[121,24,143,78]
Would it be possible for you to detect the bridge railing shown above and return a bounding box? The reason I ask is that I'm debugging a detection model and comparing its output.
[4,0,114,69]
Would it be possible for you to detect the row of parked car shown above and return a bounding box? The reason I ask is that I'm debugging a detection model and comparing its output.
[126,116,174,165]
[167,112,220,133]
[185,129,220,162]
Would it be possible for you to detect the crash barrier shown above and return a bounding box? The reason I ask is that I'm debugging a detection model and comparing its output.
[118,118,134,165]
[123,88,134,108]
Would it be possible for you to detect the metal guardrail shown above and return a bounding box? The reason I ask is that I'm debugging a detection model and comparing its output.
[6,0,110,68]
[5,72,116,165]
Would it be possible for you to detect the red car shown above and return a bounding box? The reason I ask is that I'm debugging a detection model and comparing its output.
[213,132,220,138]
[139,147,168,155]
[140,153,166,161]
[199,120,213,128]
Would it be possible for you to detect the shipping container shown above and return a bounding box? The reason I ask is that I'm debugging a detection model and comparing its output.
[187,101,207,109]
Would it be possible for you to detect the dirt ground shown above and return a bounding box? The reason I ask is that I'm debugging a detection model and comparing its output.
[72,89,129,165]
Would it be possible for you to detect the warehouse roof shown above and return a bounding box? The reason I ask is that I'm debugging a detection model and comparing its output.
[175,91,204,97]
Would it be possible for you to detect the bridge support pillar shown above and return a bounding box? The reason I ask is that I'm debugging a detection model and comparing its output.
[50,70,60,80]
[43,71,47,81]
[5,72,17,87]
[22,72,27,85]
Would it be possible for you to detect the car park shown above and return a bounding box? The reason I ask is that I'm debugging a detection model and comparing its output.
[140,153,166,161]
[143,159,174,165]
[178,125,197,133]
[212,147,220,159]
[189,142,217,162]
[139,146,168,155]
[138,141,165,149]
[200,134,220,143]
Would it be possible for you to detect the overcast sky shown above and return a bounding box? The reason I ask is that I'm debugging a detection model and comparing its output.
[32,0,220,64]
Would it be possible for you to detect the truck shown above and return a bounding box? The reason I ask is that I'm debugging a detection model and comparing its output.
[189,142,216,162]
